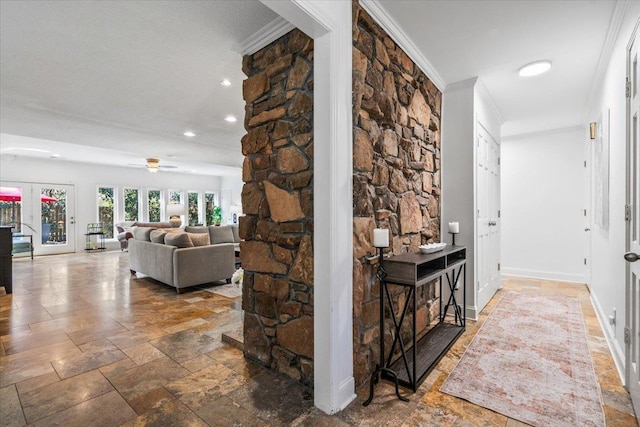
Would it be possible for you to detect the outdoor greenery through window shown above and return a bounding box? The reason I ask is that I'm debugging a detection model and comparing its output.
[97,187,114,238]
[188,192,199,226]
[124,188,139,221]
[169,190,181,204]
[205,192,218,226]
[148,190,161,222]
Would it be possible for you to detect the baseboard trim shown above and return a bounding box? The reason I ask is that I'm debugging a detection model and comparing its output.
[501,268,584,284]
[590,292,626,385]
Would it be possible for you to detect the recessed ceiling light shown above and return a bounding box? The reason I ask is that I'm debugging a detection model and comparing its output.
[183,131,195,137]
[220,79,231,86]
[224,115,237,123]
[518,60,552,77]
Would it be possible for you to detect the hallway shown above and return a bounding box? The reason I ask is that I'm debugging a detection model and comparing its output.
[0,251,636,426]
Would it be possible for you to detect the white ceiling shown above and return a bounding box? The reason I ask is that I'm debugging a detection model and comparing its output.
[0,0,622,174]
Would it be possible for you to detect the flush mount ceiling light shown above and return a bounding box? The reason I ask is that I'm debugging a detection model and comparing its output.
[224,115,237,123]
[183,131,195,137]
[220,79,232,86]
[518,60,552,77]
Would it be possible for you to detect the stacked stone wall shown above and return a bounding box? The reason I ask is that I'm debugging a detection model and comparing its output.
[352,2,443,386]
[240,29,314,386]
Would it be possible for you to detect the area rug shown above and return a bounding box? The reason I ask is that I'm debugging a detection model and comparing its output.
[201,283,242,299]
[440,292,605,427]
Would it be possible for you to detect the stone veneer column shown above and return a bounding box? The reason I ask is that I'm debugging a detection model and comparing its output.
[240,29,315,386]
[351,2,443,386]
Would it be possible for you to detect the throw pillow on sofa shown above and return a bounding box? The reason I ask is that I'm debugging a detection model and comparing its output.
[150,229,168,243]
[188,232,210,247]
[132,227,154,241]
[164,232,194,248]
[209,225,234,244]
[185,226,208,234]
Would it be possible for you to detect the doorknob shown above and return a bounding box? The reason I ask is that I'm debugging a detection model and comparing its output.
[584,228,590,232]
[624,252,640,262]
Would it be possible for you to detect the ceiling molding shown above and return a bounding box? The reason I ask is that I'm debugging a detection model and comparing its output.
[237,16,295,56]
[476,79,505,126]
[502,125,584,142]
[445,77,478,93]
[359,0,446,91]
[583,0,629,121]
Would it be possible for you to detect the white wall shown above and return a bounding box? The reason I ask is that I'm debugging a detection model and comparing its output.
[442,78,502,319]
[0,155,237,251]
[220,174,243,224]
[501,128,585,282]
[585,5,640,377]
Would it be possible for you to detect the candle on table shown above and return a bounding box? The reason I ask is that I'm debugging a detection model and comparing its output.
[373,228,389,248]
[448,222,459,234]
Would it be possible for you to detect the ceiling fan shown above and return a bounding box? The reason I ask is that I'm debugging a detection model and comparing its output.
[128,158,178,173]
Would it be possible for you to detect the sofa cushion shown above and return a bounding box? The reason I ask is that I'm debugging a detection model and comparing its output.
[188,232,210,247]
[231,225,240,243]
[132,227,154,241]
[209,225,234,244]
[164,232,194,248]
[185,226,208,234]
[134,221,173,229]
[150,229,169,243]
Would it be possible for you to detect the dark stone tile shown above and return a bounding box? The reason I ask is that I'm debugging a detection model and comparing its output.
[20,370,113,423]
[103,356,189,401]
[29,390,137,427]
[165,364,247,411]
[0,384,26,426]
[52,342,127,379]
[121,390,209,427]
[226,371,314,426]
[198,395,270,426]
[150,329,223,363]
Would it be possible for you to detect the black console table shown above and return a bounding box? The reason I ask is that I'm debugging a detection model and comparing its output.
[0,226,13,294]
[364,245,466,405]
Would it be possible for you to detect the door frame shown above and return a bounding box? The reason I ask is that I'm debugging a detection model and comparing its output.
[625,17,640,418]
[0,181,76,256]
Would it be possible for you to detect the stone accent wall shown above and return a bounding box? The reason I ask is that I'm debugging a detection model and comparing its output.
[352,2,443,386]
[240,29,315,386]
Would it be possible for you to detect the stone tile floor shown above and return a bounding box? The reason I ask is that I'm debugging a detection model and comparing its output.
[0,252,637,426]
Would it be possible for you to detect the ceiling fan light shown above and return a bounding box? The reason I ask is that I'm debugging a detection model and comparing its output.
[518,60,552,77]
[148,167,159,173]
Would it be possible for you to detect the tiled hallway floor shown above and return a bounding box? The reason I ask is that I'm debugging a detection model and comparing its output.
[1,252,637,426]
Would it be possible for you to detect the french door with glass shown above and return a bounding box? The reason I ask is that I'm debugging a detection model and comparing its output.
[0,181,75,256]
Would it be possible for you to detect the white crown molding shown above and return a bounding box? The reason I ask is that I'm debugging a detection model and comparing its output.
[237,16,295,56]
[476,79,504,125]
[502,124,584,142]
[444,77,478,93]
[359,0,446,91]
[583,0,629,121]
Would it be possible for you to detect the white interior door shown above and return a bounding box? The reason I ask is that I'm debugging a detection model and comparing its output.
[477,123,501,311]
[584,141,593,288]
[625,18,640,419]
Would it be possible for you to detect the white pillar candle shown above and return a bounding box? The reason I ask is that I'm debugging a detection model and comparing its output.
[448,222,460,234]
[373,228,389,248]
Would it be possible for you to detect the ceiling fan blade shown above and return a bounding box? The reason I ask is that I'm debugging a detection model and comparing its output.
[159,165,178,169]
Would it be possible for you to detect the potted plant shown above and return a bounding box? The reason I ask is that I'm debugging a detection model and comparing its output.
[213,206,222,226]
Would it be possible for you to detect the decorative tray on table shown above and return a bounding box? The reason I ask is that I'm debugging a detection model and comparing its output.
[419,242,447,254]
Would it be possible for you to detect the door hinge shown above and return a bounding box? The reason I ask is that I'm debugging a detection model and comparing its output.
[497,263,501,271]
[625,204,631,221]
[498,210,501,218]
[584,209,587,217]
[624,327,630,344]
[584,160,587,168]
[498,157,501,166]
[626,78,631,98]
[584,258,587,265]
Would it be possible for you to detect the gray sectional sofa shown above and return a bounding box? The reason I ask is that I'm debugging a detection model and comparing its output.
[128,224,240,293]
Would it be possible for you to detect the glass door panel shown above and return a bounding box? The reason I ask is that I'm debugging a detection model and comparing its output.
[34,184,75,255]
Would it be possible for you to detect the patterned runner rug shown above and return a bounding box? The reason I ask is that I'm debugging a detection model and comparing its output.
[440,292,605,427]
